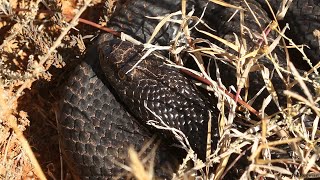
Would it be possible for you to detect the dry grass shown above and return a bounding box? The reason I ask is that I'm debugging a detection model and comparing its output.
[130,0,320,179]
[0,0,319,179]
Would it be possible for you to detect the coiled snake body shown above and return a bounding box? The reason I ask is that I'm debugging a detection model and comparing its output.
[59,0,320,179]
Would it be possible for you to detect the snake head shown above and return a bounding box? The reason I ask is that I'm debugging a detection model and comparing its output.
[98,36,165,86]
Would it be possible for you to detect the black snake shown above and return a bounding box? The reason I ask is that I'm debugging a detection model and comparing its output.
[59,0,320,179]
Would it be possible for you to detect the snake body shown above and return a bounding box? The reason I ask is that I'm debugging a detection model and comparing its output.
[60,58,181,179]
[98,36,218,160]
[59,0,320,179]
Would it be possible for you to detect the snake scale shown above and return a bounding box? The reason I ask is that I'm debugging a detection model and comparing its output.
[59,0,320,179]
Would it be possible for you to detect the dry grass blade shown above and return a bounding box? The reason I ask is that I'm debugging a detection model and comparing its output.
[276,0,293,20]
[121,32,143,45]
[288,62,315,105]
[214,145,230,180]
[243,0,263,28]
[284,91,320,117]
[206,111,213,159]
[125,45,171,74]
[253,164,293,175]
[249,137,302,161]
[146,11,182,44]
[260,65,281,110]
[128,147,152,180]
[197,29,239,52]
[9,117,46,180]
[311,116,319,141]
[209,0,243,10]
[264,23,288,54]
[303,154,319,175]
